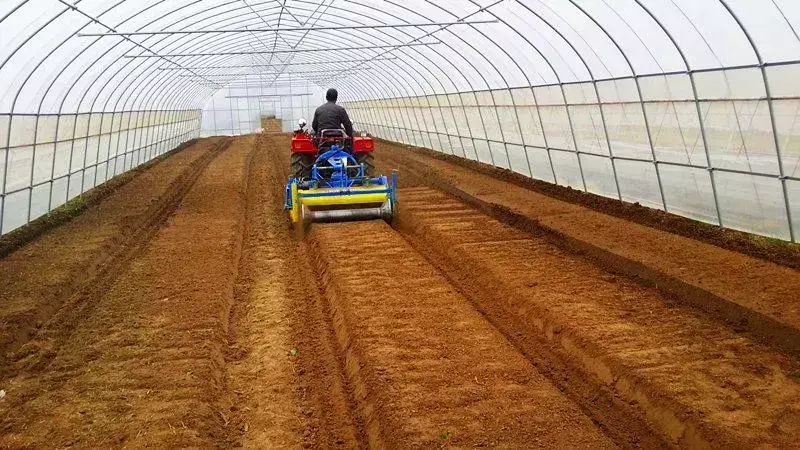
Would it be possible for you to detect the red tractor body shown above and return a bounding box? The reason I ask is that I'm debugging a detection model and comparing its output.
[352,136,375,152]
[290,130,376,178]
[291,134,316,153]
[290,133,374,154]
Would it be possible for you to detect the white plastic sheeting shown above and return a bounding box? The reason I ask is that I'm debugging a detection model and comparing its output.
[200,80,323,136]
[1,0,800,240]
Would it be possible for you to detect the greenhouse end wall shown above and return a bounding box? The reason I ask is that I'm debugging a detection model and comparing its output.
[0,110,201,234]
[344,66,800,242]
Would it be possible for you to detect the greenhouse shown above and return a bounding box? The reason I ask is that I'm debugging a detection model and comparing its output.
[3,0,800,239]
[1,1,799,448]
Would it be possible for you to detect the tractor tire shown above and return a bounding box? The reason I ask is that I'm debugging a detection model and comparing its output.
[357,152,375,177]
[290,153,314,179]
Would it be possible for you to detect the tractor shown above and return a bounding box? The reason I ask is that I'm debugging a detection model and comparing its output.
[285,119,396,224]
[290,120,375,179]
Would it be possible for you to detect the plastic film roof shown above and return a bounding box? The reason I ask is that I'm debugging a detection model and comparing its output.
[3,0,800,114]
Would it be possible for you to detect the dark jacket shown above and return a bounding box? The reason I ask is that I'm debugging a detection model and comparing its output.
[312,101,353,136]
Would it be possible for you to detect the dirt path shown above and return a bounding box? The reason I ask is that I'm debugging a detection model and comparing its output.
[223,134,360,447]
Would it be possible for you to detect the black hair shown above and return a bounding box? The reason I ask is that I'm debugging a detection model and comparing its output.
[326,88,338,102]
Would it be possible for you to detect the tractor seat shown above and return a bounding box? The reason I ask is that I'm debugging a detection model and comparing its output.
[316,129,351,152]
[318,129,348,138]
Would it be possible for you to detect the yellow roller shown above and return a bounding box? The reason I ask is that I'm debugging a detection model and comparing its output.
[298,187,389,207]
[293,186,393,224]
[285,148,397,224]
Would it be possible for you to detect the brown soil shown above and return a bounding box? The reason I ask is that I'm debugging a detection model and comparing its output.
[306,220,615,448]
[374,142,800,357]
[261,116,282,133]
[396,187,800,448]
[378,139,800,270]
[0,134,363,448]
[0,139,198,259]
[0,137,227,373]
[0,136,247,447]
[262,136,653,447]
[1,133,799,448]
[223,134,361,447]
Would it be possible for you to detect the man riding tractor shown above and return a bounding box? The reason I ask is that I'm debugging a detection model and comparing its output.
[313,88,353,139]
[290,88,375,179]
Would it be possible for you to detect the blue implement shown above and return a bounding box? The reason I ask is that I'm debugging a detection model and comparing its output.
[285,144,397,224]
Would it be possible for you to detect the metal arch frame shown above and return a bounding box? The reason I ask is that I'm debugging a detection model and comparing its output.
[2,0,217,219]
[0,0,784,110]
[355,0,611,186]
[348,0,800,209]
[197,0,468,148]
[18,1,290,200]
[84,1,329,114]
[178,0,796,174]
[133,9,411,100]
[129,3,403,68]
[90,0,225,110]
[99,4,295,110]
[570,0,668,211]
[468,1,585,187]
[343,0,592,185]
[1,0,85,229]
[58,1,206,202]
[347,0,798,242]
[77,20,501,36]
[1,1,799,241]
[434,0,522,171]
[302,0,512,155]
[511,1,619,198]
[564,0,792,239]
[717,0,795,241]
[487,5,560,182]
[95,0,512,149]
[630,0,724,230]
[130,0,468,142]
[336,0,500,153]
[283,4,446,142]
[21,0,213,214]
[377,0,529,163]
[452,0,551,176]
[341,27,474,150]
[393,0,518,159]
[351,1,608,190]
[387,0,509,165]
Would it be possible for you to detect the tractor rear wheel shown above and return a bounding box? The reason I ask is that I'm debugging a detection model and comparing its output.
[357,152,375,177]
[290,153,314,179]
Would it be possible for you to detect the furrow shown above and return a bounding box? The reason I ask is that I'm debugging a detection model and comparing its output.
[306,219,617,448]
[397,187,800,448]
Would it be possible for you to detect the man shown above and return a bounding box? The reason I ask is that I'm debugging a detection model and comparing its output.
[312,88,353,137]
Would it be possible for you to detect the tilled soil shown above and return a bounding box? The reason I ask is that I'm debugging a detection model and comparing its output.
[223,134,360,447]
[307,219,619,448]
[373,142,800,357]
[379,140,800,271]
[0,134,798,448]
[397,187,800,448]
[1,136,245,447]
[0,137,229,374]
